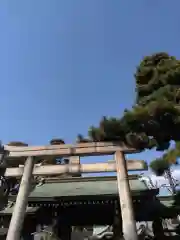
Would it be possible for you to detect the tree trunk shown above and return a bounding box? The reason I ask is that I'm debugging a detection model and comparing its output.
[165,168,176,195]
[115,151,138,240]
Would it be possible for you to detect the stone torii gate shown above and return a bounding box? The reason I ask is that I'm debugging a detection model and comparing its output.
[1,142,144,240]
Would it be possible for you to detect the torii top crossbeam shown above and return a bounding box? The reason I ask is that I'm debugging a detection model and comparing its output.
[4,141,139,160]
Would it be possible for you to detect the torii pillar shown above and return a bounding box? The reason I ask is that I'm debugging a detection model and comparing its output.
[115,151,138,240]
[6,157,34,240]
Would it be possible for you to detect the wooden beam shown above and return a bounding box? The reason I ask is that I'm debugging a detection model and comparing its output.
[108,159,145,163]
[4,160,147,177]
[4,142,139,160]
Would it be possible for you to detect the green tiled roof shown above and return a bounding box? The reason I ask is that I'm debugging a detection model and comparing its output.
[29,177,148,198]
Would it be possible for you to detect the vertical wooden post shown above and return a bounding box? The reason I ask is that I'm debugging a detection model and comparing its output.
[69,156,80,165]
[6,157,34,240]
[115,151,138,240]
[58,225,72,240]
[113,201,123,240]
[69,156,81,177]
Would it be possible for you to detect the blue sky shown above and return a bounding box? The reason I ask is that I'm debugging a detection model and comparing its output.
[1,1,180,177]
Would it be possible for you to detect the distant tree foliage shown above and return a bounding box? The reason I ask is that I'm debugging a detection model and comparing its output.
[50,138,65,145]
[78,52,180,153]
[7,142,28,147]
[150,142,180,177]
[150,157,170,176]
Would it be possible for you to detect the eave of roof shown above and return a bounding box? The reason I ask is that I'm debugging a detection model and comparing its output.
[0,206,39,215]
[0,196,176,216]
[27,176,149,199]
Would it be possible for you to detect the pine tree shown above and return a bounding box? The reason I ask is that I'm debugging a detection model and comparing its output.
[79,52,180,240]
[85,52,180,150]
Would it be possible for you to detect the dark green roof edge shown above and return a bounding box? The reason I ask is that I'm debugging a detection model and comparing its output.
[1,195,175,216]
[43,175,140,183]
